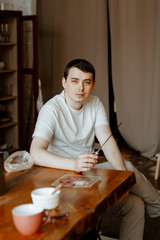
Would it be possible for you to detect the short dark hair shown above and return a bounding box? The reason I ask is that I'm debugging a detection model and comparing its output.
[63,59,95,82]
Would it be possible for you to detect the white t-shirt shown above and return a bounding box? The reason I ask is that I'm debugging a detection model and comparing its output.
[33,91,108,158]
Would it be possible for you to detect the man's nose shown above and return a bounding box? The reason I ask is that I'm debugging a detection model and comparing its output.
[78,81,84,90]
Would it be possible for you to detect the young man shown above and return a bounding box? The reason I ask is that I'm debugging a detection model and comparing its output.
[30,59,160,240]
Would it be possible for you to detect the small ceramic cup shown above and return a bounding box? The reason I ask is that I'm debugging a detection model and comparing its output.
[12,203,50,235]
[31,187,61,210]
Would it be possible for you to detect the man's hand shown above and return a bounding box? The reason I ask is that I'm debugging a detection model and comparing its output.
[74,153,98,172]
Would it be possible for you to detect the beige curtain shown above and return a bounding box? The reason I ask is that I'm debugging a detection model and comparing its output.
[109,0,160,158]
[38,0,109,113]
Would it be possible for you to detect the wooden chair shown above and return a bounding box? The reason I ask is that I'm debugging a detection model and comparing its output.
[155,153,160,180]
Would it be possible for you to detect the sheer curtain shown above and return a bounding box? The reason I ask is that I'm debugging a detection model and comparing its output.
[109,0,160,158]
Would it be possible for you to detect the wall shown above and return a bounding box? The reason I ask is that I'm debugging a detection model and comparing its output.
[1,0,37,15]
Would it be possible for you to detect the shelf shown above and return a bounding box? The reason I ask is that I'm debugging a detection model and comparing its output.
[0,10,23,151]
[0,144,19,154]
[0,142,12,151]
[0,96,17,102]
[0,42,17,46]
[0,69,16,74]
[0,121,17,129]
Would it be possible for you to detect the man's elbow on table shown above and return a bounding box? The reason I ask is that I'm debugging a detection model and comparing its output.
[29,136,49,165]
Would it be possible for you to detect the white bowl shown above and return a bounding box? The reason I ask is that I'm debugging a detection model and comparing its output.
[31,187,60,210]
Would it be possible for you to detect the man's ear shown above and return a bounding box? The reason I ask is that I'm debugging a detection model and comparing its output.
[62,77,66,89]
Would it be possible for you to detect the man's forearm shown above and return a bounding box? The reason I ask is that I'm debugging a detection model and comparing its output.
[30,148,76,171]
[102,138,126,171]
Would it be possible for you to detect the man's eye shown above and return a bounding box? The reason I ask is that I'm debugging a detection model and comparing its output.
[85,81,91,84]
[72,80,78,83]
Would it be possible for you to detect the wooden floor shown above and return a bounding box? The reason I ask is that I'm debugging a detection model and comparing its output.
[100,141,160,240]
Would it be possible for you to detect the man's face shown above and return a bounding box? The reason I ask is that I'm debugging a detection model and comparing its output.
[62,67,95,110]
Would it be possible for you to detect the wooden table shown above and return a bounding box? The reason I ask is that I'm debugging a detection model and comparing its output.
[0,166,136,240]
